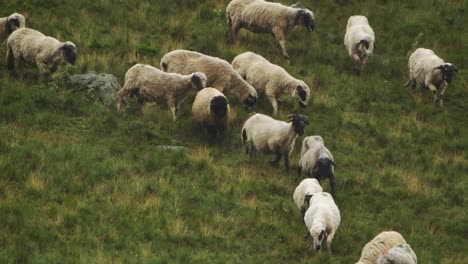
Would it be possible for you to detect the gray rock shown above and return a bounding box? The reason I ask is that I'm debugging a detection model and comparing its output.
[68,72,121,105]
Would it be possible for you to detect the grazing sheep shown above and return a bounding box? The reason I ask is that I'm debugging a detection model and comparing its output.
[298,136,336,197]
[293,178,323,216]
[344,15,375,75]
[304,192,340,254]
[232,51,310,115]
[7,28,77,78]
[377,244,417,264]
[356,231,408,264]
[405,48,458,106]
[0,13,25,43]
[241,113,309,171]
[160,49,258,107]
[116,63,207,121]
[226,0,315,57]
[192,87,231,137]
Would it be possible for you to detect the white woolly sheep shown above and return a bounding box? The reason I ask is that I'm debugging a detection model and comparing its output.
[160,49,258,107]
[405,48,458,106]
[377,244,417,264]
[116,63,207,121]
[344,15,375,75]
[304,192,341,254]
[356,231,408,264]
[226,0,315,57]
[192,87,231,137]
[298,136,336,197]
[0,13,25,43]
[293,178,322,216]
[232,51,310,115]
[241,113,309,171]
[7,28,77,78]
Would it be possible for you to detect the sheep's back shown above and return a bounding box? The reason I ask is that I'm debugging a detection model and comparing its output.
[358,231,407,264]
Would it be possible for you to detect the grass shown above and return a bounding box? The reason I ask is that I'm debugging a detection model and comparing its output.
[0,0,467,263]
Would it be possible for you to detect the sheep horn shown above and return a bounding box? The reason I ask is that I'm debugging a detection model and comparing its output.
[287,114,296,122]
[303,115,310,125]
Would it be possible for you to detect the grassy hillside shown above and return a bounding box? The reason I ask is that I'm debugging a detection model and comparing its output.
[0,0,467,263]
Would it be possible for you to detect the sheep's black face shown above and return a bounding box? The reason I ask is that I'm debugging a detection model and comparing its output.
[303,12,315,32]
[244,94,257,107]
[438,64,458,83]
[296,86,308,108]
[288,114,309,136]
[210,96,228,118]
[61,44,77,65]
[313,229,326,251]
[6,18,20,34]
[315,158,333,180]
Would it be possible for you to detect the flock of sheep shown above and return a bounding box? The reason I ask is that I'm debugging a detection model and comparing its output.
[1,0,460,262]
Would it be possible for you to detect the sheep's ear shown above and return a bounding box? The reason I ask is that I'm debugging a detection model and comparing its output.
[435,65,444,70]
[330,160,336,167]
[191,74,204,89]
[357,39,369,49]
[287,114,296,122]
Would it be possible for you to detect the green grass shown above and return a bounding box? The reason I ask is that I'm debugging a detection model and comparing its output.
[0,0,467,263]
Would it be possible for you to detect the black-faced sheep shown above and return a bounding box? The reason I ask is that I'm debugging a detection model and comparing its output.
[344,15,375,75]
[405,48,458,106]
[304,192,340,254]
[298,136,336,197]
[116,63,207,121]
[226,0,315,57]
[7,28,77,78]
[0,13,25,43]
[192,87,231,137]
[377,244,417,264]
[241,113,309,171]
[232,51,310,115]
[160,49,258,107]
[356,231,408,264]
[293,178,322,216]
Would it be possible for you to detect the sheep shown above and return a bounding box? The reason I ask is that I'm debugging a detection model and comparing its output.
[6,28,77,78]
[293,178,323,216]
[241,113,309,171]
[377,244,417,264]
[298,136,336,197]
[304,192,340,254]
[160,49,258,107]
[344,15,375,75]
[232,51,310,115]
[356,231,408,264]
[115,63,207,121]
[192,87,231,137]
[0,13,25,43]
[226,0,315,57]
[405,48,458,106]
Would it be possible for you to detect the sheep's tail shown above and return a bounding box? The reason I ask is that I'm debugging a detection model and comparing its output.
[6,44,14,71]
[161,61,168,72]
[210,95,228,119]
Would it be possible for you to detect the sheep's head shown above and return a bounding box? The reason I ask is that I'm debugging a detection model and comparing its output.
[356,39,373,62]
[191,72,208,90]
[60,42,77,65]
[436,63,458,83]
[295,9,315,32]
[304,193,313,210]
[313,157,335,180]
[210,95,228,118]
[294,83,310,108]
[6,13,25,34]
[242,84,258,107]
[287,114,309,135]
[310,227,326,251]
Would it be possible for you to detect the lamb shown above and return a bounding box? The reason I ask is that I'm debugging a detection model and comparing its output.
[115,63,207,121]
[344,15,375,75]
[241,113,309,171]
[356,231,408,264]
[0,13,25,43]
[192,87,231,137]
[405,48,458,106]
[160,49,258,107]
[232,51,310,115]
[304,192,340,254]
[377,244,418,264]
[226,0,315,57]
[298,136,336,197]
[7,28,77,78]
[293,178,323,216]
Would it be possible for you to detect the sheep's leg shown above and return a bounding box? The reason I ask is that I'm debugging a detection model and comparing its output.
[272,28,289,58]
[427,83,439,105]
[269,152,282,166]
[297,165,302,177]
[283,153,290,171]
[267,95,278,116]
[13,56,24,79]
[437,82,447,107]
[167,97,177,121]
[228,19,240,43]
[329,174,336,198]
[136,96,145,115]
[326,231,335,255]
